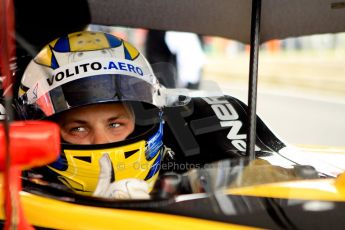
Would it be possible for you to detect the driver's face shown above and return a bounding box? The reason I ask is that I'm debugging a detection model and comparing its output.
[57,103,135,145]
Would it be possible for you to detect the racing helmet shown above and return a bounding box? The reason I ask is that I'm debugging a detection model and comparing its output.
[16,31,186,196]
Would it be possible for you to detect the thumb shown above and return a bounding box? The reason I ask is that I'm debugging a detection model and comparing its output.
[93,153,113,197]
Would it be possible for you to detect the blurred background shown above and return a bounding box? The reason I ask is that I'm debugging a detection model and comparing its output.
[89,25,345,148]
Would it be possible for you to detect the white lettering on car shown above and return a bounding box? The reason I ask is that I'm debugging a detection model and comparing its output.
[203,97,261,152]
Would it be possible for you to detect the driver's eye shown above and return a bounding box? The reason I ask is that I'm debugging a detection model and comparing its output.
[70,127,87,133]
[109,123,121,128]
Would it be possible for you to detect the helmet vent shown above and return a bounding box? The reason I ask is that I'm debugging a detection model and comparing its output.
[73,156,92,163]
[124,149,139,159]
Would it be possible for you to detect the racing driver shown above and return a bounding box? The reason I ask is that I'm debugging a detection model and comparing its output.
[16,31,186,199]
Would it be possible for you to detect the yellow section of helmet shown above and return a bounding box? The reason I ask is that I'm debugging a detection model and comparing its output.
[123,40,140,60]
[48,140,161,196]
[18,87,26,98]
[32,31,124,68]
[68,31,113,51]
[34,38,59,67]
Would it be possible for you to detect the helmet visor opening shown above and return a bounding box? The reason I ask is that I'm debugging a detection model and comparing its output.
[19,74,159,119]
[52,74,155,109]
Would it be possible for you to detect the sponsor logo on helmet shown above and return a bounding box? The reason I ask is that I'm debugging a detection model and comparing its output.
[47,59,145,87]
[24,58,154,104]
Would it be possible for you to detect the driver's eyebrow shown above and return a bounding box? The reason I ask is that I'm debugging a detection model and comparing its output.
[66,116,131,126]
[108,115,131,121]
[59,119,88,127]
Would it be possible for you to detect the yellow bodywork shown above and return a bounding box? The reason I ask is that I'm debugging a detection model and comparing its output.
[229,175,345,201]
[0,172,345,229]
[227,145,345,200]
[0,176,256,229]
[1,146,345,229]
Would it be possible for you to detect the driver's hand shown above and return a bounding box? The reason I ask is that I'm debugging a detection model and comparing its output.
[93,153,150,199]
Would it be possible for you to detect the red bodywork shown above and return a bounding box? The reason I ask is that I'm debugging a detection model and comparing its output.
[1,0,61,229]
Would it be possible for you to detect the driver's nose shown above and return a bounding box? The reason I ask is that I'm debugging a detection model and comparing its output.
[92,128,112,144]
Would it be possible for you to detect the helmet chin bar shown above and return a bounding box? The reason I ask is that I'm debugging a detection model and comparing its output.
[48,140,163,195]
[47,121,164,195]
